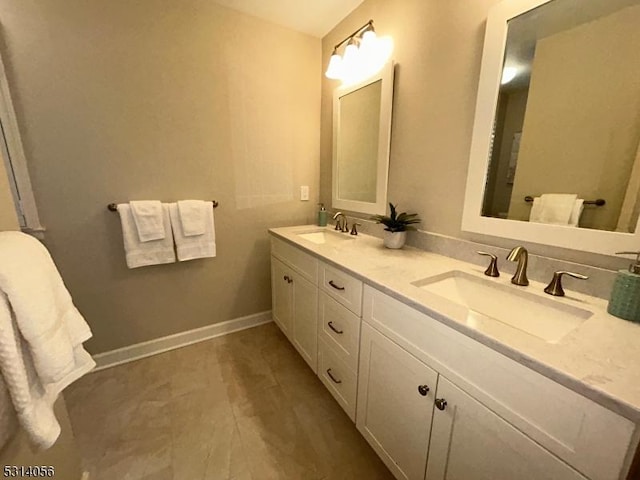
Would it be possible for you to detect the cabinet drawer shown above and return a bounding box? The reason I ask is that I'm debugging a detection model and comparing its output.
[363,286,636,480]
[271,237,318,284]
[318,292,361,372]
[318,339,357,421]
[320,263,363,316]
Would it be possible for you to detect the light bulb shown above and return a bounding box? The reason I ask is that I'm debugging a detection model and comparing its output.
[360,29,377,52]
[325,53,343,79]
[342,42,359,67]
[501,66,518,85]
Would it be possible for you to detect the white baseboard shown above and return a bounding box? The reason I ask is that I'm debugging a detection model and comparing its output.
[92,311,272,372]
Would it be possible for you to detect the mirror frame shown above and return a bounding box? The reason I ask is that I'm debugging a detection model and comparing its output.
[332,61,394,215]
[462,0,640,256]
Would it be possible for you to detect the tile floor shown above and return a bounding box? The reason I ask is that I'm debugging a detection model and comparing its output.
[65,322,394,480]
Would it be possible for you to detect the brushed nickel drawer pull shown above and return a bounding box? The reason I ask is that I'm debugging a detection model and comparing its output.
[328,280,345,291]
[326,368,342,384]
[328,321,344,334]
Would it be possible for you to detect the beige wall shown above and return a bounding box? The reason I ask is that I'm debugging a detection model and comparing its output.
[0,0,321,353]
[508,6,640,230]
[0,398,83,480]
[320,0,636,269]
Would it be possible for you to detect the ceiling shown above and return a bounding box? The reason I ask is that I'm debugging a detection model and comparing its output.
[211,0,365,37]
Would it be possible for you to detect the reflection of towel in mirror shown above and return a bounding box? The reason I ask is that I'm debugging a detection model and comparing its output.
[568,199,584,227]
[529,194,579,225]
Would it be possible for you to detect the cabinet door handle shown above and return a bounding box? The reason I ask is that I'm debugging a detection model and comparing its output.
[328,321,344,334]
[435,398,447,411]
[283,275,289,282]
[328,280,345,291]
[418,385,430,396]
[326,368,342,384]
[288,277,293,284]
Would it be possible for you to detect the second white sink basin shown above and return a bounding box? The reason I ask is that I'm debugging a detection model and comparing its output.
[412,271,593,343]
[297,229,355,245]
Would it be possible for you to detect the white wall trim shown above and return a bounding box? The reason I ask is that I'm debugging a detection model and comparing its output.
[91,311,272,372]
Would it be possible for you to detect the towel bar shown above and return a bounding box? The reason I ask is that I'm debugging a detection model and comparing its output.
[107,201,219,212]
[524,196,605,206]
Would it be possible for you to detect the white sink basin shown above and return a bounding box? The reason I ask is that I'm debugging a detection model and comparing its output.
[297,229,355,245]
[412,271,593,343]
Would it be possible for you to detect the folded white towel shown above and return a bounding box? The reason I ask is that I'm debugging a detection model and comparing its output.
[0,374,18,450]
[177,200,208,237]
[0,232,95,449]
[169,203,216,261]
[568,199,584,227]
[118,204,176,268]
[130,200,165,242]
[529,194,578,225]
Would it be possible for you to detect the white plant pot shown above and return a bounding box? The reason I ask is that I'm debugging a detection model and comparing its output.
[383,231,407,249]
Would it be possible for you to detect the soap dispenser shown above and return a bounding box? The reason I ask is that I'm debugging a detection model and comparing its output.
[317,203,328,227]
[608,251,640,323]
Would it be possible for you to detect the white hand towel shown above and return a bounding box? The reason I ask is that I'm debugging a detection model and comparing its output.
[169,203,216,261]
[118,204,176,268]
[529,194,577,225]
[568,199,584,227]
[177,200,208,237]
[130,200,165,242]
[0,232,95,449]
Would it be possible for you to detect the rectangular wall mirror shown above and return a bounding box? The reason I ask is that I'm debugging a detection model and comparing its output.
[462,0,640,256]
[332,61,394,215]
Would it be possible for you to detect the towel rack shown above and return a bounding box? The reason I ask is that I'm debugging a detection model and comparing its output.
[524,196,605,206]
[107,201,219,212]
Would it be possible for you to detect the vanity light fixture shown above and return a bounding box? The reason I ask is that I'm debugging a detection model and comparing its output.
[325,20,393,85]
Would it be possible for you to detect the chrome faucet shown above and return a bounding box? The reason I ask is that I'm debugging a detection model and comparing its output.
[332,212,348,232]
[507,246,529,286]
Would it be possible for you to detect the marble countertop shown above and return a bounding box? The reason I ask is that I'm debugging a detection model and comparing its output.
[269,225,640,422]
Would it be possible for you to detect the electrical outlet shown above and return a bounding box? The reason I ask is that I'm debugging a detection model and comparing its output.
[300,185,309,201]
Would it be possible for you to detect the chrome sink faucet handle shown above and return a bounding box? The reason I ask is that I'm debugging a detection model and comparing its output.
[544,271,588,297]
[477,251,499,277]
[507,246,529,286]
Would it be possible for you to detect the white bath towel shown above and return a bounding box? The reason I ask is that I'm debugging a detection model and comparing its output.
[177,200,208,237]
[130,200,165,242]
[529,194,578,225]
[0,232,95,449]
[0,374,18,450]
[169,203,216,261]
[118,204,176,268]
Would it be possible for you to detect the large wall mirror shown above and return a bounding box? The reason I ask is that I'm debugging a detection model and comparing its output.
[332,62,394,215]
[462,0,640,256]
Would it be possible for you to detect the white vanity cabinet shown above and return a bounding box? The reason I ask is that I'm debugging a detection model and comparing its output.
[269,231,639,480]
[357,323,438,480]
[425,376,588,480]
[270,237,363,419]
[270,239,319,373]
[360,285,637,480]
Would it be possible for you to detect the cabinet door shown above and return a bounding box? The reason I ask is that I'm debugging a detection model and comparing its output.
[357,323,438,480]
[426,377,588,480]
[290,270,318,373]
[271,256,293,337]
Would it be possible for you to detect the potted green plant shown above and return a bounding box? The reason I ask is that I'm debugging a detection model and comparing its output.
[371,203,421,249]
